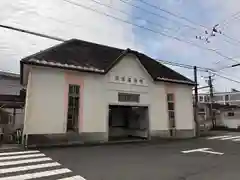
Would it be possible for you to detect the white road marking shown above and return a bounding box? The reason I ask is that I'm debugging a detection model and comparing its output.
[232,138,240,142]
[220,136,240,140]
[0,153,45,161]
[182,148,223,155]
[0,162,60,174]
[201,150,224,155]
[181,148,209,153]
[0,168,71,180]
[207,135,230,140]
[0,157,52,166]
[0,151,39,157]
[58,175,86,180]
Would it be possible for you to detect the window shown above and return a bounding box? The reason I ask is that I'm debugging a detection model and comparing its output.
[134,78,138,83]
[139,79,144,84]
[118,93,140,103]
[128,77,132,83]
[199,96,203,102]
[228,112,234,117]
[121,76,125,82]
[168,102,174,111]
[167,93,175,128]
[115,76,119,81]
[206,96,210,102]
[67,84,80,132]
[225,95,229,101]
[167,94,174,102]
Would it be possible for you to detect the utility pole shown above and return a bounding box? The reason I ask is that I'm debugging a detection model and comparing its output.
[208,75,215,127]
[194,66,199,137]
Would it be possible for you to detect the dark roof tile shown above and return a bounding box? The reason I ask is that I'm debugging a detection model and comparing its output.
[21,39,195,85]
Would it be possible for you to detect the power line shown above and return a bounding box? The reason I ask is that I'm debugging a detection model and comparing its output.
[0,21,209,73]
[134,0,207,30]
[0,24,65,42]
[62,0,240,64]
[88,0,179,33]
[135,0,240,46]
[118,0,199,33]
[158,59,212,72]
[218,11,240,28]
[1,1,238,74]
[211,72,240,84]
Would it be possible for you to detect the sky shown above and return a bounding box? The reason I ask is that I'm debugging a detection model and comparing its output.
[1,0,240,92]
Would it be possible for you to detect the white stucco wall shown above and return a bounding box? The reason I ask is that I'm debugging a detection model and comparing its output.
[174,85,194,130]
[81,73,107,133]
[23,54,194,137]
[149,83,169,132]
[106,54,152,105]
[24,67,66,134]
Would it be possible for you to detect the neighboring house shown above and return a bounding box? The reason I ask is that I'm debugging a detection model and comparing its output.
[197,91,240,129]
[218,105,240,129]
[198,91,240,105]
[197,101,240,129]
[20,39,196,146]
[0,71,24,134]
[0,71,21,95]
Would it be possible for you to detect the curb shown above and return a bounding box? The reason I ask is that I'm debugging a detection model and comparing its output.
[25,137,198,149]
[26,139,149,149]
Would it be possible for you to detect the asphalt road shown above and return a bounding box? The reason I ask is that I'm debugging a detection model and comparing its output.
[38,132,240,180]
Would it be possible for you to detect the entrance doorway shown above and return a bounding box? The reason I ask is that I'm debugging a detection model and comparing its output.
[108,105,149,141]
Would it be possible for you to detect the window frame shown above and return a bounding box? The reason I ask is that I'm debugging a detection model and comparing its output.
[118,93,140,103]
[167,93,176,128]
[67,84,80,132]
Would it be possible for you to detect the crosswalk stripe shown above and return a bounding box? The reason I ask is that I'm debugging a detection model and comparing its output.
[58,175,86,180]
[220,136,240,140]
[207,135,230,139]
[0,162,60,174]
[0,151,40,157]
[0,153,45,161]
[0,157,52,167]
[0,168,71,180]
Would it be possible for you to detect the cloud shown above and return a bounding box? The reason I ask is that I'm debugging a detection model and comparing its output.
[0,0,136,73]
[1,0,240,92]
[131,0,240,91]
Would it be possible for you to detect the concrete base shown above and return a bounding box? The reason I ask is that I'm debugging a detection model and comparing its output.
[150,130,170,138]
[26,132,108,146]
[80,132,108,143]
[150,129,195,139]
[25,129,195,147]
[176,129,195,138]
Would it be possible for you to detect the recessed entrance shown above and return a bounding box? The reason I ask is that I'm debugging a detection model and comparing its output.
[108,105,149,141]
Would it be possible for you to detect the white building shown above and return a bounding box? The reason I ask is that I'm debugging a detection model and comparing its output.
[20,39,196,146]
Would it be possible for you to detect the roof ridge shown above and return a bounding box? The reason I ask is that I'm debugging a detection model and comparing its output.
[20,39,195,85]
[71,38,125,52]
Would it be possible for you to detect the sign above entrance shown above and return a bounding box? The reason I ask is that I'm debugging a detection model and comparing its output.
[118,93,140,103]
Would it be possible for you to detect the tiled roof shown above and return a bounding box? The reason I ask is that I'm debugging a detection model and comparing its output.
[0,71,20,79]
[21,39,195,85]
